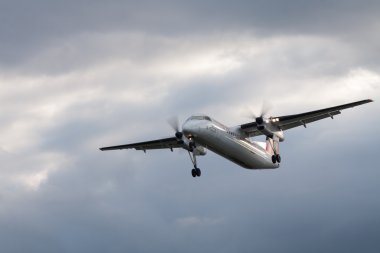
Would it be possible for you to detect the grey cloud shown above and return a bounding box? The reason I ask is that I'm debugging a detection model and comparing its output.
[1,1,380,70]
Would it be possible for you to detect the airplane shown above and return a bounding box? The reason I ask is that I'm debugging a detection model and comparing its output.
[100,99,373,177]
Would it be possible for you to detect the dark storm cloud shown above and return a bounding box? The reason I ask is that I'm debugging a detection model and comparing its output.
[0,1,379,253]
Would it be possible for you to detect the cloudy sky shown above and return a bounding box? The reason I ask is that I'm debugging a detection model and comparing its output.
[0,0,379,252]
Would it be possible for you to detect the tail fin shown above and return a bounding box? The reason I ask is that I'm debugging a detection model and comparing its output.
[266,136,280,155]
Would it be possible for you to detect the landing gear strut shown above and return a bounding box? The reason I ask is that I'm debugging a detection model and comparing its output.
[189,141,196,152]
[268,137,281,164]
[188,151,201,177]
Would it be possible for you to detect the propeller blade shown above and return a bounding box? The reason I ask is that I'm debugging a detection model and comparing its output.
[242,101,273,125]
[167,116,180,133]
[242,106,258,119]
[260,100,272,117]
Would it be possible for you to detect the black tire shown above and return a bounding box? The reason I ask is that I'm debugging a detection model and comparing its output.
[276,154,281,163]
[191,169,197,177]
[271,155,277,164]
[196,168,201,177]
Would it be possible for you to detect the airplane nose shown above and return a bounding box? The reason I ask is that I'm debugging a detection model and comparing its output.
[182,121,198,136]
[182,122,191,135]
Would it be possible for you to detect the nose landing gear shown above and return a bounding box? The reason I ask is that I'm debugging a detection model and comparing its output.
[191,167,201,177]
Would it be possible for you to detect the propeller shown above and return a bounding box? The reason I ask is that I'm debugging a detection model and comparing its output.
[167,116,183,139]
[245,101,272,125]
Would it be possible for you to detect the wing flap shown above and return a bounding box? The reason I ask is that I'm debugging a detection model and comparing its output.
[279,111,341,130]
[275,99,372,130]
[100,137,182,151]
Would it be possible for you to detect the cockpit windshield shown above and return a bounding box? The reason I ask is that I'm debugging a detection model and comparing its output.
[186,115,212,121]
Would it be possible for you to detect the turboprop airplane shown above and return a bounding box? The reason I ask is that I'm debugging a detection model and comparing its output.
[100,99,373,177]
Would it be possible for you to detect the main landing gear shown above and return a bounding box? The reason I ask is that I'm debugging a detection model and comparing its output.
[188,148,201,178]
[267,136,281,164]
[271,154,281,164]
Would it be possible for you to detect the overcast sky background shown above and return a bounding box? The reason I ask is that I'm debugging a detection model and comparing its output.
[0,1,379,252]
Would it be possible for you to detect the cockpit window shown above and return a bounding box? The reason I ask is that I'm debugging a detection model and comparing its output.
[187,115,211,121]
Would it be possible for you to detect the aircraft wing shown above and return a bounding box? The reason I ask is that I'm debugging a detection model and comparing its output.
[241,99,373,134]
[100,137,182,152]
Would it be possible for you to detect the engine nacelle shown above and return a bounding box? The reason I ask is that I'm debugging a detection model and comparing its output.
[193,146,207,156]
[257,125,285,142]
[177,136,207,154]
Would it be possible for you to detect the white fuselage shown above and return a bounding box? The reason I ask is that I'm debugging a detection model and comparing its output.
[182,116,279,169]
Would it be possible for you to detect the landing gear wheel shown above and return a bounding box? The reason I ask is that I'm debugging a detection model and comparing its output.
[195,168,201,177]
[191,169,197,177]
[271,155,277,164]
[276,154,281,163]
